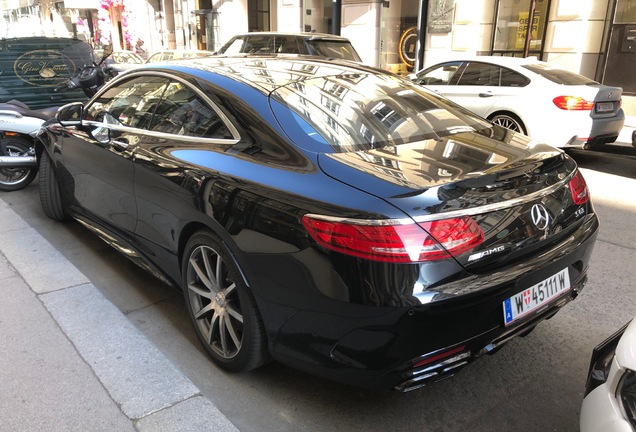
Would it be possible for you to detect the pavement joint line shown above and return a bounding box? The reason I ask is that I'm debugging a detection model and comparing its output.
[0,197,240,430]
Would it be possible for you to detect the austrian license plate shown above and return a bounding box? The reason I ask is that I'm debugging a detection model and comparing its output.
[503,268,571,326]
[595,101,615,113]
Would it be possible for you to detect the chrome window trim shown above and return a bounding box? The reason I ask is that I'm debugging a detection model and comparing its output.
[305,171,575,225]
[86,70,241,140]
[83,120,240,145]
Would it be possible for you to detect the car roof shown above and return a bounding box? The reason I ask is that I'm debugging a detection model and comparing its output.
[228,32,353,42]
[424,56,548,72]
[140,55,387,93]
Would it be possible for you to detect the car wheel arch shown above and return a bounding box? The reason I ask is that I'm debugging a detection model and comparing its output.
[487,110,528,135]
[177,221,252,291]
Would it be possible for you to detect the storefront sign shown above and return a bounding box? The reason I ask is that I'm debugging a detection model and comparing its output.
[428,0,454,33]
[13,50,74,87]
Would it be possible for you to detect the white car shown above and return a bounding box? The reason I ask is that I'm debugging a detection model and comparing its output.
[410,56,625,149]
[580,318,636,431]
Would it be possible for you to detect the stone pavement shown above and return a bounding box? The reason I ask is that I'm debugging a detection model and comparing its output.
[0,199,239,431]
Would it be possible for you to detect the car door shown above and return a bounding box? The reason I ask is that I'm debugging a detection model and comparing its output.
[133,78,240,254]
[438,61,503,117]
[61,75,170,235]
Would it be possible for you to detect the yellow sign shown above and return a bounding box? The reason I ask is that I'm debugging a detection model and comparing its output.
[516,11,540,49]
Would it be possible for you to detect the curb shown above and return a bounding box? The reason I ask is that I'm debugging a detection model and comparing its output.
[0,198,239,431]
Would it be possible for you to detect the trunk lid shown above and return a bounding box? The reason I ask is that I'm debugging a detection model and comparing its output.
[318,131,589,272]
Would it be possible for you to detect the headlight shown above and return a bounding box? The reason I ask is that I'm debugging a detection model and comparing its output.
[618,369,636,427]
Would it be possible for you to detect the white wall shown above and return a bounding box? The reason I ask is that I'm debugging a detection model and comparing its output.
[341,2,381,66]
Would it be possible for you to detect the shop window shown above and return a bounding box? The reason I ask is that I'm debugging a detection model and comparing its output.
[493,0,549,57]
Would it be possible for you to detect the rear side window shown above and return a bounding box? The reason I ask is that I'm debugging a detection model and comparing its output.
[275,37,302,54]
[457,62,500,86]
[306,40,362,62]
[523,64,598,85]
[151,82,233,139]
[500,68,530,87]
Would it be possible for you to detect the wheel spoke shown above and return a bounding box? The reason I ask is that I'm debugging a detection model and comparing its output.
[223,282,236,297]
[190,257,214,291]
[188,282,213,299]
[194,301,214,320]
[207,310,220,345]
[219,315,229,356]
[225,313,242,349]
[226,303,243,323]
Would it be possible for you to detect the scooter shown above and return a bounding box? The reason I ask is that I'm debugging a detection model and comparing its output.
[0,45,115,191]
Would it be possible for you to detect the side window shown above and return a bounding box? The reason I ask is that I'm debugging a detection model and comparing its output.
[86,76,170,129]
[243,36,274,53]
[500,67,530,87]
[150,81,233,139]
[276,37,301,54]
[457,63,501,86]
[415,62,462,85]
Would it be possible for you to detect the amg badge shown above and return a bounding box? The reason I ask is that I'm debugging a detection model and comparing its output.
[468,245,506,262]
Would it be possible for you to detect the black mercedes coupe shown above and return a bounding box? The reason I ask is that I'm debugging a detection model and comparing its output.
[36,56,598,392]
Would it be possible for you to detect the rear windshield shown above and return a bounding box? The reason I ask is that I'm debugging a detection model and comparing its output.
[306,40,362,62]
[523,63,598,85]
[270,72,491,153]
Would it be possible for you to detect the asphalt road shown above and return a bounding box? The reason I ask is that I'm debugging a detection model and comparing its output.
[3,141,636,432]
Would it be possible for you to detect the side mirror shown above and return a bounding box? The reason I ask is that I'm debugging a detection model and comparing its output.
[102,44,113,59]
[56,102,84,127]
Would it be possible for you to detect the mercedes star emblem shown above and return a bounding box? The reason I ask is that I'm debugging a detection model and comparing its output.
[531,204,550,230]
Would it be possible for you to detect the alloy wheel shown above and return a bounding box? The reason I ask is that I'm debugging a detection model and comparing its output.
[185,244,244,360]
[490,114,525,134]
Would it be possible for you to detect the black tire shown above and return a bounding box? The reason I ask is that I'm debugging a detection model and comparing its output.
[0,136,38,191]
[39,150,69,221]
[488,112,527,135]
[182,230,269,372]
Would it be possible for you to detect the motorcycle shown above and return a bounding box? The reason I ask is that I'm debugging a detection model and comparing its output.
[0,44,115,191]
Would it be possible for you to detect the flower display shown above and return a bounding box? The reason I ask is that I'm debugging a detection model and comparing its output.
[96,0,138,50]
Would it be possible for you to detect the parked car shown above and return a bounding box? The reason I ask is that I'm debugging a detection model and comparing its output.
[409,56,625,150]
[581,319,636,431]
[216,32,362,62]
[145,49,214,63]
[95,49,144,71]
[36,56,598,391]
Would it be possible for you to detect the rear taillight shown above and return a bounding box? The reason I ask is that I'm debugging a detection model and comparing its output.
[301,215,484,263]
[569,169,589,205]
[552,96,594,111]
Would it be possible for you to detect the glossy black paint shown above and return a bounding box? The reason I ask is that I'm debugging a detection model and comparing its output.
[37,56,599,391]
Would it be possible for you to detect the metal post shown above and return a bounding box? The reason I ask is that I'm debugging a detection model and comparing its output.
[523,0,537,58]
[332,0,341,35]
[416,0,429,71]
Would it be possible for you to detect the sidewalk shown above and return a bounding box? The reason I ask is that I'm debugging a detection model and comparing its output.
[0,199,238,432]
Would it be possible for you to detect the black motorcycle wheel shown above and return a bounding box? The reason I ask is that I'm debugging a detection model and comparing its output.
[182,230,269,372]
[0,136,38,191]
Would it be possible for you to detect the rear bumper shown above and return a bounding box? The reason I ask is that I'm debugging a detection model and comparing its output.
[259,213,599,390]
[562,110,625,149]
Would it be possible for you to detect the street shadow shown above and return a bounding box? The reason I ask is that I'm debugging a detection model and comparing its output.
[565,144,636,179]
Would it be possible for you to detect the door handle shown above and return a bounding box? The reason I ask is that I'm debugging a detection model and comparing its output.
[479,92,494,98]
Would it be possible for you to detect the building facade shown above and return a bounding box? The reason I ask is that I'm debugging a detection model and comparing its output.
[2,0,634,95]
